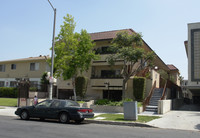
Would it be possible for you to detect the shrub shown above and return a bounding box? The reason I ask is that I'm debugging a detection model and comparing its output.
[29,87,37,92]
[75,76,88,99]
[95,99,110,105]
[95,98,134,106]
[0,87,18,98]
[133,77,146,102]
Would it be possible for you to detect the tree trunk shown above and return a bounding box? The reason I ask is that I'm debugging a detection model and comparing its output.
[72,77,77,101]
[122,79,127,100]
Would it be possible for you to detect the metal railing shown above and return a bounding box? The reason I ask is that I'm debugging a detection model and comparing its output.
[142,81,156,111]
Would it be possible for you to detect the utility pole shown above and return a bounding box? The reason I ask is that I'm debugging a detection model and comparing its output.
[47,0,56,99]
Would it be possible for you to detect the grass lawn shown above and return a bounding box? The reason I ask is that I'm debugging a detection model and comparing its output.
[0,98,18,107]
[91,114,160,123]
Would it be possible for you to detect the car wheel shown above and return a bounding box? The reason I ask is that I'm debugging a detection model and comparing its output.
[20,110,29,120]
[40,118,45,121]
[75,118,84,124]
[59,113,69,123]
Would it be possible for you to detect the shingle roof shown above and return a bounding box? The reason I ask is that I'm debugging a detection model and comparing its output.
[90,29,135,41]
[167,64,179,71]
[0,55,50,63]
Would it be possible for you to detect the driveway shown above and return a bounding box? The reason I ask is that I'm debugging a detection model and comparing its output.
[147,104,200,131]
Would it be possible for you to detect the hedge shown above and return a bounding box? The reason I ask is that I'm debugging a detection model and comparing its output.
[0,87,18,98]
[75,76,88,99]
[133,77,146,102]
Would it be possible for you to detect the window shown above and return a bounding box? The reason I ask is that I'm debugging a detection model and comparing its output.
[51,100,61,108]
[0,81,4,87]
[10,81,17,87]
[30,63,39,71]
[95,46,115,54]
[36,100,52,108]
[101,70,122,78]
[0,64,6,72]
[65,101,79,107]
[191,29,200,81]
[11,64,16,70]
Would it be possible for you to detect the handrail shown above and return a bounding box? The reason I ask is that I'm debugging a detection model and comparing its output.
[160,80,168,100]
[143,81,156,111]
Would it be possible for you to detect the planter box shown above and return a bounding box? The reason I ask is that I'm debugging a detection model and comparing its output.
[90,104,143,114]
[90,105,123,113]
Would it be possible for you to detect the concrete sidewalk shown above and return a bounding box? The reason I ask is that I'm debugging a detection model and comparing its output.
[147,110,200,131]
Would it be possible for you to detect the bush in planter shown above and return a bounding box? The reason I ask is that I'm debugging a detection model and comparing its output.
[133,77,146,102]
[95,99,110,105]
[95,98,133,106]
[75,76,88,99]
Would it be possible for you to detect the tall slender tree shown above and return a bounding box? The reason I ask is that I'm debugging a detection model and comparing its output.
[53,14,98,101]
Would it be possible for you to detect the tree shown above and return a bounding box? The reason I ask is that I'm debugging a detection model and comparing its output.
[53,14,98,101]
[107,31,154,99]
[40,72,49,92]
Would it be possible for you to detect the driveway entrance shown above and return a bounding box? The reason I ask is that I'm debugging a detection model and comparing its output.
[147,104,200,131]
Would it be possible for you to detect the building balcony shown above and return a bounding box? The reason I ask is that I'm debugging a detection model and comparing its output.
[90,77,123,90]
[92,55,123,66]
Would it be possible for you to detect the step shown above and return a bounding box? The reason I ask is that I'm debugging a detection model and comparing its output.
[145,106,158,112]
[151,97,161,99]
[145,108,157,112]
[149,101,158,104]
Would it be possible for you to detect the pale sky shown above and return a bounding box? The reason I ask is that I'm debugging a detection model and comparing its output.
[1,0,200,79]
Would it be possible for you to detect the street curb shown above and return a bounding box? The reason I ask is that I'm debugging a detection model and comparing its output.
[85,120,156,128]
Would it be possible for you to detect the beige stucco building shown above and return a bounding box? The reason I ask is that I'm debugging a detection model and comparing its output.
[0,55,50,87]
[56,29,173,101]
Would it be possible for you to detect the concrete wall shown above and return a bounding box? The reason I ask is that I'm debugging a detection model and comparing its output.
[158,100,172,114]
[145,79,152,98]
[151,70,160,88]
[90,105,143,114]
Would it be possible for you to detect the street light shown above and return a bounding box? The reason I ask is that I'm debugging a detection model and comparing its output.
[47,0,56,100]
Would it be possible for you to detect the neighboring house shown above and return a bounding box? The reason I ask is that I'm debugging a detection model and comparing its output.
[167,64,180,86]
[0,55,50,88]
[56,29,175,101]
[184,22,200,104]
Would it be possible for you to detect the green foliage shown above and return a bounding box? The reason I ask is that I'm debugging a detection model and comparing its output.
[95,99,110,105]
[107,31,154,98]
[158,69,168,80]
[40,72,49,85]
[95,98,138,107]
[75,76,88,99]
[133,77,146,102]
[0,87,18,98]
[29,87,37,92]
[53,14,99,80]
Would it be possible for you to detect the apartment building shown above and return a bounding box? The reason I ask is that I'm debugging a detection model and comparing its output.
[56,29,171,100]
[184,22,200,104]
[0,55,50,88]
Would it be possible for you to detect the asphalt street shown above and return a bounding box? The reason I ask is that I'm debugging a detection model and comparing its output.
[0,116,200,138]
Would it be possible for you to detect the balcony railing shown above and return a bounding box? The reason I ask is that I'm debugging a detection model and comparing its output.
[91,76,123,79]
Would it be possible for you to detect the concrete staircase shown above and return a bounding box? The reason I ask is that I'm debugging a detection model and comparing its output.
[144,88,163,114]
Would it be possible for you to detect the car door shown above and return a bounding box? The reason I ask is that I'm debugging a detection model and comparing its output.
[46,100,62,119]
[32,100,52,118]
